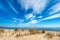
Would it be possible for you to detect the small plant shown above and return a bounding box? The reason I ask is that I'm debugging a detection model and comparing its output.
[15,33,21,37]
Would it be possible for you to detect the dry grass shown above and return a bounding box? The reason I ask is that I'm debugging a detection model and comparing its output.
[44,33,53,38]
[0,29,4,34]
[29,29,40,35]
[56,33,60,37]
[0,28,60,40]
[0,29,4,37]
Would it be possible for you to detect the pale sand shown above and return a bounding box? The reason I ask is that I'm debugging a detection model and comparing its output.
[0,29,60,40]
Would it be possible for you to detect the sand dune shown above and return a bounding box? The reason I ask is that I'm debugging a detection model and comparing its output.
[0,29,60,40]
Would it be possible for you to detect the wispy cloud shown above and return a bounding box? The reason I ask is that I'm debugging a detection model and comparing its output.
[11,18,24,23]
[42,13,60,20]
[20,0,47,14]
[27,20,38,24]
[17,20,38,27]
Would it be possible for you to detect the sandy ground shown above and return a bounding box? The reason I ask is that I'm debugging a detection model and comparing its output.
[0,29,60,40]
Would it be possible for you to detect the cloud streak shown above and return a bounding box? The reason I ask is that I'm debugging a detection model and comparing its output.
[8,1,19,14]
[48,3,60,15]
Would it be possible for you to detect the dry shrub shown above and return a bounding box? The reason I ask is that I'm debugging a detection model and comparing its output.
[14,28,20,33]
[0,29,4,37]
[45,33,53,38]
[29,29,40,35]
[41,30,45,33]
[14,28,18,31]
[21,28,26,31]
[0,29,4,34]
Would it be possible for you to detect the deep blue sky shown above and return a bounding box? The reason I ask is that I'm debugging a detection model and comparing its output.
[0,0,60,28]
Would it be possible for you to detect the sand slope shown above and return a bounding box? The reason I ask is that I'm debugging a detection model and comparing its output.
[0,29,60,40]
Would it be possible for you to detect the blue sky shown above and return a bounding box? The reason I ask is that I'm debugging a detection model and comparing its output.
[0,0,60,28]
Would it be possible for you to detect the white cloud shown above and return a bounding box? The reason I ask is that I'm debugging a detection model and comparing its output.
[38,16,43,18]
[20,0,47,14]
[20,0,32,10]
[32,0,47,14]
[17,0,60,27]
[30,15,36,20]
[17,20,38,27]
[25,13,34,19]
[27,20,38,24]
